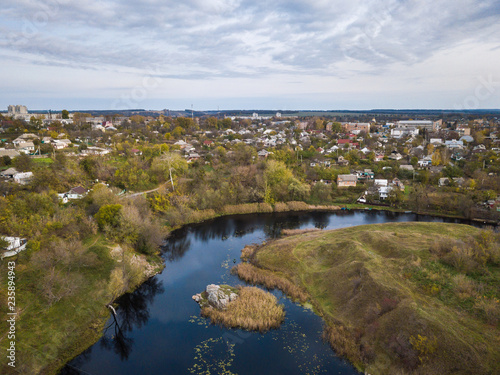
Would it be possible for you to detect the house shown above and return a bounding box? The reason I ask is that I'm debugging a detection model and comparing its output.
[187,152,201,163]
[337,139,359,148]
[68,186,88,199]
[337,155,349,166]
[342,122,371,133]
[130,148,142,155]
[52,139,72,149]
[400,165,414,171]
[357,169,374,180]
[445,140,464,149]
[0,167,18,179]
[0,148,21,158]
[374,179,388,187]
[337,174,357,187]
[418,157,432,168]
[58,186,88,202]
[438,177,465,187]
[13,171,33,184]
[81,146,111,155]
[379,186,391,200]
[15,141,35,154]
[1,236,27,259]
[258,150,272,158]
[392,178,405,191]
[388,151,403,160]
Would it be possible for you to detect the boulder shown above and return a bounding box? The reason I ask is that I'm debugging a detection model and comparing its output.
[192,284,238,310]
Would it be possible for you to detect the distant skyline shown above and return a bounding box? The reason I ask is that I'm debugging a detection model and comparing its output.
[1,1,500,111]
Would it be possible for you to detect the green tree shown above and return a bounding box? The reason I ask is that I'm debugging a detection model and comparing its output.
[13,153,33,171]
[172,126,185,138]
[94,204,123,230]
[61,110,69,119]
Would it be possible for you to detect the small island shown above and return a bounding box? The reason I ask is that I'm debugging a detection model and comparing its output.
[192,284,285,332]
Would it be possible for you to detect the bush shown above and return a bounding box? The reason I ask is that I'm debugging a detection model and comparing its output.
[94,204,122,230]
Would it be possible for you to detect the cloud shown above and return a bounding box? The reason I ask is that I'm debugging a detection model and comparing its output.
[0,0,499,109]
[2,0,499,76]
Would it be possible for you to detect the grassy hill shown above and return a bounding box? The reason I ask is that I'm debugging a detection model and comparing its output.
[240,222,500,375]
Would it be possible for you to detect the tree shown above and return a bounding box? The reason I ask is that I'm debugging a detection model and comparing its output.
[387,187,405,208]
[152,152,188,190]
[172,126,185,138]
[331,122,342,133]
[13,153,32,171]
[94,204,123,230]
[207,117,218,128]
[0,237,9,251]
[61,110,69,119]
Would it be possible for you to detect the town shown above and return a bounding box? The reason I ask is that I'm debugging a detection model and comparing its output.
[0,105,499,375]
[1,106,499,238]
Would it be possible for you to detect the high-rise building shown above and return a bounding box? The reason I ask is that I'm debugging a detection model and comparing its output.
[8,105,28,116]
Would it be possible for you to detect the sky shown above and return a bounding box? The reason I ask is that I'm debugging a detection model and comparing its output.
[1,0,500,111]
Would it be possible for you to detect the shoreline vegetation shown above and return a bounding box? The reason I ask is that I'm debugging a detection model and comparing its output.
[1,199,496,375]
[236,222,500,375]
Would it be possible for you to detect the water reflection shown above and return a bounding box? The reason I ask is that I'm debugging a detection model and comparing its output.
[60,277,164,372]
[115,277,164,332]
[163,235,191,262]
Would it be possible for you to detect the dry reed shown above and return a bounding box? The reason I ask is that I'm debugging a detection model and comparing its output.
[240,245,257,261]
[282,228,322,236]
[234,263,308,303]
[201,286,285,332]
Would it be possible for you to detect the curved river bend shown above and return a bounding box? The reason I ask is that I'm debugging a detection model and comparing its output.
[61,210,477,375]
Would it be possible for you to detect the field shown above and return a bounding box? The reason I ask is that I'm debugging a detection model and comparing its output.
[243,222,500,374]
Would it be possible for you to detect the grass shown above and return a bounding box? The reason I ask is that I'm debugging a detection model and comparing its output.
[241,222,500,375]
[32,157,54,165]
[200,286,285,332]
[0,236,164,375]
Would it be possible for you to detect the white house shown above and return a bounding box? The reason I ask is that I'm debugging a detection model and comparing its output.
[1,236,27,258]
[13,171,33,184]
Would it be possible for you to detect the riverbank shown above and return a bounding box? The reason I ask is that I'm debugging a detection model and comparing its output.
[162,200,498,232]
[237,222,500,374]
[0,236,164,375]
[8,203,495,374]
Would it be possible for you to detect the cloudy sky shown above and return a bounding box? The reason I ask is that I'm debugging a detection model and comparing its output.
[1,0,500,110]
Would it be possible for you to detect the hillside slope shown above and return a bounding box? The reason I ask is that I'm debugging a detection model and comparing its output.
[248,222,499,375]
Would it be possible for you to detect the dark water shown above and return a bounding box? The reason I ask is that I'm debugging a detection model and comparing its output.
[60,211,476,375]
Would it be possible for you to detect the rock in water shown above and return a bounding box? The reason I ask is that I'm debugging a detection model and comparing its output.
[192,284,238,310]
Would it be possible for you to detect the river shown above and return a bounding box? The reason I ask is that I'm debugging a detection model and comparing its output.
[60,210,476,375]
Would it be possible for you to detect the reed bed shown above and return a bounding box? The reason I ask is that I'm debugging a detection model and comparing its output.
[221,203,273,215]
[281,228,322,236]
[201,286,285,332]
[240,245,257,261]
[234,263,308,303]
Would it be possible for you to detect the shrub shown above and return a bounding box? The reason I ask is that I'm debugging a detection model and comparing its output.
[452,274,480,300]
[94,204,123,230]
[322,324,362,365]
[409,334,437,364]
[474,296,500,325]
